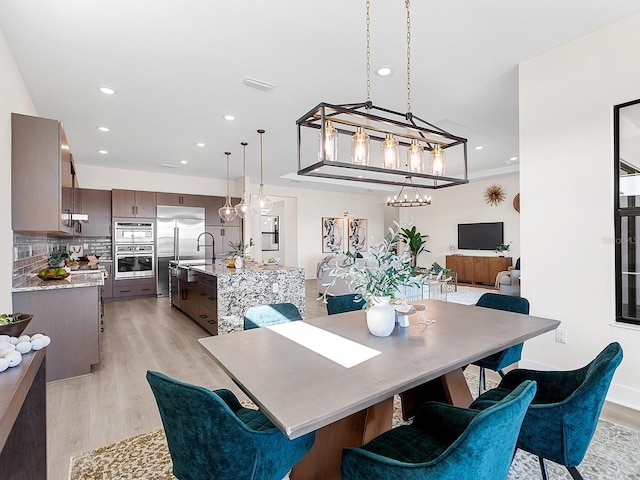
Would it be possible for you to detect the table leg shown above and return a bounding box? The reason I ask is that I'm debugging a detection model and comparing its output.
[399,368,473,419]
[290,397,394,480]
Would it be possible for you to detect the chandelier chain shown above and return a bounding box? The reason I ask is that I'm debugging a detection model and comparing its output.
[258,129,265,187]
[366,0,371,104]
[225,152,231,198]
[406,0,411,113]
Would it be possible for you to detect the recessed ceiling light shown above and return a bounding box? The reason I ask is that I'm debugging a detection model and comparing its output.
[223,114,235,121]
[98,86,116,95]
[97,126,110,132]
[98,149,108,155]
[180,160,188,164]
[475,146,484,150]
[510,156,519,161]
[376,66,393,76]
[195,142,206,147]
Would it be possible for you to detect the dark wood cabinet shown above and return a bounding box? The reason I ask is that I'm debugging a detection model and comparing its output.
[112,277,156,298]
[77,189,112,237]
[112,189,157,218]
[446,255,512,285]
[205,196,242,227]
[206,225,241,258]
[175,271,218,335]
[11,113,75,235]
[156,192,205,207]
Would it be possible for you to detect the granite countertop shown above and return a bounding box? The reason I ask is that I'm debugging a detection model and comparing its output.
[189,261,303,277]
[12,271,104,293]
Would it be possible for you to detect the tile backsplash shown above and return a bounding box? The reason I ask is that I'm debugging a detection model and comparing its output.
[12,233,112,285]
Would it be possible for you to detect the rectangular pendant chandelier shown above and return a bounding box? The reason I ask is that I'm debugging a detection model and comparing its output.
[296,101,469,189]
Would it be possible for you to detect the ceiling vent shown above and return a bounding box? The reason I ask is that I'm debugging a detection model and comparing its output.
[241,76,276,93]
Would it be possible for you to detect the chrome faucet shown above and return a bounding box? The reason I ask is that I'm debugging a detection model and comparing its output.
[196,232,216,262]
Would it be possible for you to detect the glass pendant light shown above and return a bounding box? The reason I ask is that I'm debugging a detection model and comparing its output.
[252,129,273,214]
[381,133,400,169]
[317,120,339,162]
[351,127,370,165]
[234,141,251,219]
[407,139,425,173]
[429,144,446,176]
[218,152,237,222]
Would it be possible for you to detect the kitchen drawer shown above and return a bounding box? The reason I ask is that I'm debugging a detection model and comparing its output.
[198,283,217,311]
[196,304,218,336]
[113,283,157,298]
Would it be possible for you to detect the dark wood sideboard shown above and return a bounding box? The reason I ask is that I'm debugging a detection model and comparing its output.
[446,255,512,285]
[0,349,47,480]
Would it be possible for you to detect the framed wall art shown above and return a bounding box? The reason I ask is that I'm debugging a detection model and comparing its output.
[348,218,368,253]
[321,217,344,253]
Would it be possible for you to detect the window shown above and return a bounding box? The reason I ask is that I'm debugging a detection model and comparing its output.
[615,99,640,325]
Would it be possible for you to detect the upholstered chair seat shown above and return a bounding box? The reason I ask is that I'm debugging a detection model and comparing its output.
[146,371,315,480]
[341,380,537,480]
[243,302,302,330]
[470,342,623,480]
[326,293,366,315]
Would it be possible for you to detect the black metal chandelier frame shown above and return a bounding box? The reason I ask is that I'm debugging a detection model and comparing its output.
[296,101,469,189]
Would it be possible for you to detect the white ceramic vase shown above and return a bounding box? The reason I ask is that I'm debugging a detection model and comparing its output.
[235,256,244,269]
[366,296,396,337]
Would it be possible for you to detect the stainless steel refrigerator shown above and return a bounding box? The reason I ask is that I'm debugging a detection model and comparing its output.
[156,205,205,297]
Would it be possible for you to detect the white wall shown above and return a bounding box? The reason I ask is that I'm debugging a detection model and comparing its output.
[520,13,640,409]
[1,28,38,311]
[397,176,521,269]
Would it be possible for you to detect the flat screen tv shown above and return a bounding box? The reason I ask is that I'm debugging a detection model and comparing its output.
[458,222,504,250]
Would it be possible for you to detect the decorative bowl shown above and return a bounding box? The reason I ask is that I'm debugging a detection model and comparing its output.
[0,313,33,337]
[38,272,71,280]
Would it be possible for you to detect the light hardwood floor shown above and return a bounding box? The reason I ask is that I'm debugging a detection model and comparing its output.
[46,280,639,479]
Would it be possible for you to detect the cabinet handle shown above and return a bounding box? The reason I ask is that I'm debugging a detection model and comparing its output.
[208,320,216,325]
[199,314,207,318]
[199,292,207,296]
[141,288,151,292]
[181,289,187,300]
[208,296,216,301]
[120,289,131,293]
[221,228,225,236]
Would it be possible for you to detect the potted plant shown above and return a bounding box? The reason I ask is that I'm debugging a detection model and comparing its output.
[399,225,430,268]
[48,248,73,267]
[495,242,511,257]
[323,222,425,337]
[225,239,254,268]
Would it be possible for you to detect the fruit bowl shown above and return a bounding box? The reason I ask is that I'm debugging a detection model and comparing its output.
[0,314,33,337]
[38,271,71,281]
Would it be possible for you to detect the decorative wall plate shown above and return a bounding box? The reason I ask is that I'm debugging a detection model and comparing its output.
[513,193,520,212]
[484,184,506,206]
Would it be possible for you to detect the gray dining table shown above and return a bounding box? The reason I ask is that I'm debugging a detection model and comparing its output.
[199,299,560,480]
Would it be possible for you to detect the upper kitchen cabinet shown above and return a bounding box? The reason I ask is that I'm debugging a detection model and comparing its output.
[156,192,205,207]
[11,113,75,235]
[77,189,112,237]
[112,189,157,218]
[205,196,242,227]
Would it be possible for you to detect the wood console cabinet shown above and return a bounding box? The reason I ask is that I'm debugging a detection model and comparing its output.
[446,255,512,285]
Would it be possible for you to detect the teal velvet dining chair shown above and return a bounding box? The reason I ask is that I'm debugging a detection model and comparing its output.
[473,293,530,394]
[469,342,623,480]
[146,371,315,480]
[326,293,366,315]
[341,380,537,480]
[243,302,302,330]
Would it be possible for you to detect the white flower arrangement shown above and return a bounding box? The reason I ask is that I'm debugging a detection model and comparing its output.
[322,222,425,308]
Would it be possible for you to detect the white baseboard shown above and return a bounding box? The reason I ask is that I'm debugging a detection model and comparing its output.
[519,359,640,412]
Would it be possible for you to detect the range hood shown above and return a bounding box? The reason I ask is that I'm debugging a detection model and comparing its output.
[71,213,89,223]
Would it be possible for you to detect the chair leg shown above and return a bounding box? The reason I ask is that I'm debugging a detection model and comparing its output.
[498,369,505,378]
[566,466,584,480]
[538,457,549,480]
[478,367,486,396]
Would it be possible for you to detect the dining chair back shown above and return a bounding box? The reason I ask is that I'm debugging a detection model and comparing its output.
[146,370,314,480]
[470,342,623,480]
[243,302,302,330]
[341,380,537,480]
[474,293,530,394]
[326,293,366,315]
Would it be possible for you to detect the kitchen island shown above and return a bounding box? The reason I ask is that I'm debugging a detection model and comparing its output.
[174,262,305,335]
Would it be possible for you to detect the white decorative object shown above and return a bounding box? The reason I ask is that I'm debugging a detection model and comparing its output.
[0,333,52,374]
[5,351,22,367]
[235,256,244,269]
[366,296,396,337]
[16,341,32,354]
[0,357,9,372]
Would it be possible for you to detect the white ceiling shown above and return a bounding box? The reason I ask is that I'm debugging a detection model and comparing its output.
[2,1,640,194]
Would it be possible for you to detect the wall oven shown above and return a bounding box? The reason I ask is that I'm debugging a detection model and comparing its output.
[114,221,154,244]
[115,244,155,279]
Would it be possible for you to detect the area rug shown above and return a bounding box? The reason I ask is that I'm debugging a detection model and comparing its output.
[68,375,640,480]
[446,285,497,305]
